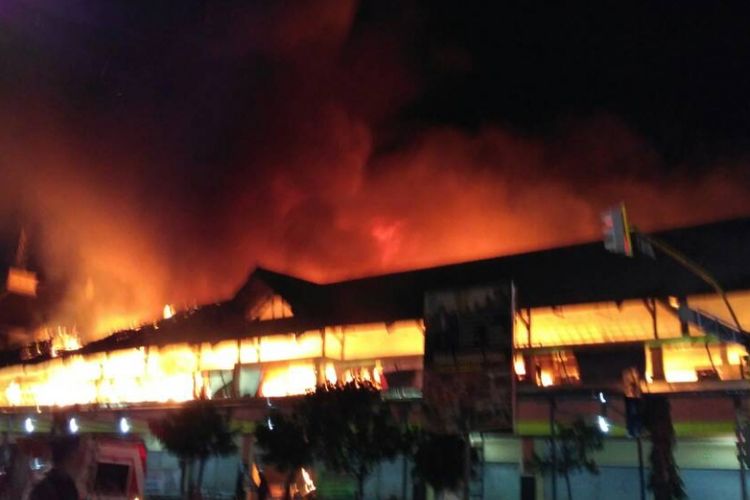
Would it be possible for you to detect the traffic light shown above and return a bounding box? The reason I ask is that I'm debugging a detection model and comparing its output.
[601,203,633,257]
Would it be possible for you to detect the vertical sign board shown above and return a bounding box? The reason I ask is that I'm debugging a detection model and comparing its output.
[423,283,515,433]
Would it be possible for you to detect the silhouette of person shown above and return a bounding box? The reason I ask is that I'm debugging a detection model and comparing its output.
[30,437,79,500]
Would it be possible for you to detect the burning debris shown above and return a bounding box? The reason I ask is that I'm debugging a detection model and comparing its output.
[47,326,82,357]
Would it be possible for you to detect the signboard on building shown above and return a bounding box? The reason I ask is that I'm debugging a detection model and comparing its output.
[423,283,515,433]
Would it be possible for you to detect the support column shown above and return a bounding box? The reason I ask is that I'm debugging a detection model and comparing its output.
[650,346,665,381]
[644,298,658,339]
[549,397,557,500]
[636,436,646,500]
[735,396,748,500]
[520,437,538,500]
[678,296,690,337]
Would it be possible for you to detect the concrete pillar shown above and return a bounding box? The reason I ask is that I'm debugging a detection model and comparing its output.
[650,346,665,381]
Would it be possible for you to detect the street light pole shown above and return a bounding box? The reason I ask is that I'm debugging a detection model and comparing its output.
[634,230,748,500]
[634,230,744,337]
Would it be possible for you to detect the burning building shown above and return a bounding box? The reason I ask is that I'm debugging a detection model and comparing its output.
[0,216,748,499]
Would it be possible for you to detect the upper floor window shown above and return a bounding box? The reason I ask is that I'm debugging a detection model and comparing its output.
[248,295,293,321]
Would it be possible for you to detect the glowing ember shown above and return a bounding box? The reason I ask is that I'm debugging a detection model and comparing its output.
[163,304,175,320]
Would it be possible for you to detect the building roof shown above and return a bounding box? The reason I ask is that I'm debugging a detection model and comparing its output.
[249,216,750,325]
[3,216,749,365]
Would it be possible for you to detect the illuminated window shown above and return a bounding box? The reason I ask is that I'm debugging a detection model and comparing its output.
[238,367,262,397]
[259,364,317,397]
[248,295,293,321]
[513,355,527,379]
[527,351,580,387]
[515,300,684,348]
[645,340,746,383]
[200,370,235,399]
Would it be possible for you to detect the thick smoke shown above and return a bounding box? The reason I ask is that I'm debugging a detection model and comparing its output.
[1,1,749,339]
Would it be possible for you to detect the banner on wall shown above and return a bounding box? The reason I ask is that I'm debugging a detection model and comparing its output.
[423,282,515,433]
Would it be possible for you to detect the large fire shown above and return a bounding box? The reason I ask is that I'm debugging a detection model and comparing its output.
[0,288,747,408]
[0,321,424,408]
[3,119,750,346]
[1,0,749,350]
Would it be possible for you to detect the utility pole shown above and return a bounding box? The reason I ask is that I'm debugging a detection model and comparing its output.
[624,368,646,500]
[736,396,748,500]
[635,230,745,337]
[549,396,557,500]
[636,435,646,500]
[601,203,745,339]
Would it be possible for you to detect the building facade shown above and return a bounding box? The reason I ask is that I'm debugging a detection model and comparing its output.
[0,217,749,499]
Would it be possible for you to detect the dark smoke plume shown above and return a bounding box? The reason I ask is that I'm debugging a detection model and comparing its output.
[1,1,748,339]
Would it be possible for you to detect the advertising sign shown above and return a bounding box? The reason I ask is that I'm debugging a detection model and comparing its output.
[423,283,515,432]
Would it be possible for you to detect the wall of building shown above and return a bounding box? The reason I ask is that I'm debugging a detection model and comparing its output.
[539,466,745,500]
[481,434,746,500]
[146,451,240,498]
[363,456,414,500]
[483,463,521,499]
[146,450,240,498]
[144,428,747,499]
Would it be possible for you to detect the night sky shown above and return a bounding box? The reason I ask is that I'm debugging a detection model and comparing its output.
[1,0,749,334]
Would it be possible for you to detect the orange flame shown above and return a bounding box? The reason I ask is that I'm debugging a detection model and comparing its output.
[163,304,175,320]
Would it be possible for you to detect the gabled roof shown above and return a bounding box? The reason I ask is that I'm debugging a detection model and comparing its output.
[250,217,750,325]
[231,267,322,318]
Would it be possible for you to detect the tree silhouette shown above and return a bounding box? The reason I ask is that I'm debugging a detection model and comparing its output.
[255,409,313,500]
[532,417,604,500]
[298,381,406,500]
[643,396,685,500]
[149,400,237,498]
[411,431,476,496]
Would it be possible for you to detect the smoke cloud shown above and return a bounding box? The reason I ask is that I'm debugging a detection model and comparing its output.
[1,1,749,339]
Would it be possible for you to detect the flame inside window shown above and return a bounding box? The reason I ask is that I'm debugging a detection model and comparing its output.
[163,304,175,320]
